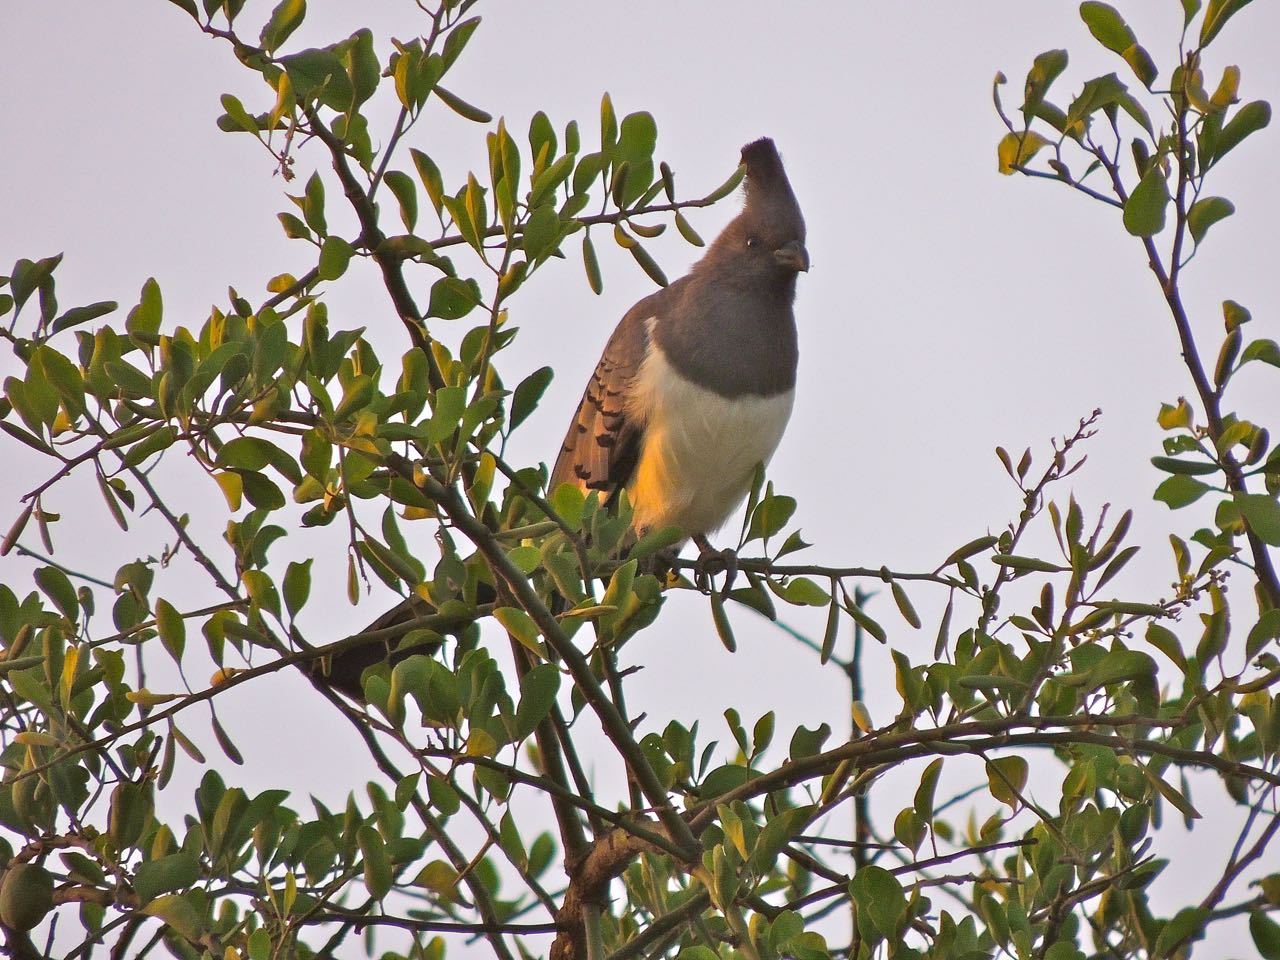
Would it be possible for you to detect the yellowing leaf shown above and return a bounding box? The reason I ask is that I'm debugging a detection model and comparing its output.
[997,131,1050,174]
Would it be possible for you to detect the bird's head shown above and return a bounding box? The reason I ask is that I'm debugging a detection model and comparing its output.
[702,137,808,288]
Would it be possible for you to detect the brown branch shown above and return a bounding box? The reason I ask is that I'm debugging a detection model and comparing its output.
[549,826,670,960]
[1090,147,1280,609]
[400,457,700,855]
[300,103,445,391]
[688,714,1280,830]
[299,911,559,935]
[603,890,713,960]
[7,602,487,787]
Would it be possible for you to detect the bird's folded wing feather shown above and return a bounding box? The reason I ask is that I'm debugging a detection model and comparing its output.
[549,304,654,499]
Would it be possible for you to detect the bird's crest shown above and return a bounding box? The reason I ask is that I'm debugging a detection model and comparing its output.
[737,136,804,238]
[740,137,787,195]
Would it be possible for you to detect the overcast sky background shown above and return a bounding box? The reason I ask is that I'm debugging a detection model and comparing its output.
[3,1,1280,956]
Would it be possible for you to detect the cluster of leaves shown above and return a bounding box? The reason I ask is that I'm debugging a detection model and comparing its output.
[1,2,1279,960]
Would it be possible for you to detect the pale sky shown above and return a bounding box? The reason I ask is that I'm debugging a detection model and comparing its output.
[3,1,1279,956]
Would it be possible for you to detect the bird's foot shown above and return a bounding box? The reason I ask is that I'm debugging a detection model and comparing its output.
[649,546,680,581]
[692,536,739,595]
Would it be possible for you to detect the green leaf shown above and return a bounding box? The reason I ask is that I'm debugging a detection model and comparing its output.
[1242,338,1280,368]
[776,576,829,607]
[345,28,379,105]
[627,240,667,287]
[34,566,78,621]
[126,277,163,338]
[1221,301,1252,335]
[164,0,199,18]
[383,170,418,232]
[260,0,305,53]
[1250,910,1280,960]
[914,758,943,821]
[426,775,460,816]
[1211,100,1271,166]
[1043,943,1084,960]
[709,591,736,652]
[134,852,200,903]
[510,366,553,431]
[441,17,481,71]
[1123,163,1170,236]
[1078,3,1156,86]
[986,755,1029,807]
[495,607,543,657]
[433,84,492,123]
[215,437,275,471]
[427,277,481,320]
[849,864,907,938]
[820,597,839,663]
[1145,622,1187,671]
[1080,3,1135,54]
[154,598,186,664]
[1139,763,1201,820]
[317,236,353,281]
[748,489,796,542]
[1065,72,1127,133]
[1088,648,1157,689]
[1123,44,1158,88]
[514,662,560,739]
[281,49,351,111]
[890,582,921,629]
[750,805,814,874]
[1235,493,1280,545]
[52,300,117,334]
[108,780,153,849]
[247,929,271,960]
[334,375,376,423]
[410,148,444,213]
[522,204,563,262]
[1200,0,1256,46]
[991,553,1064,573]
[943,535,998,566]
[358,825,393,900]
[1153,906,1207,957]
[581,234,603,295]
[703,165,745,203]
[788,727,829,762]
[617,111,657,163]
[674,211,704,246]
[1154,475,1213,509]
[143,893,205,942]
[1150,455,1218,476]
[277,212,310,240]
[1187,196,1235,244]
[1023,49,1069,117]
[846,601,887,643]
[283,559,312,617]
[218,94,261,135]
[623,525,677,564]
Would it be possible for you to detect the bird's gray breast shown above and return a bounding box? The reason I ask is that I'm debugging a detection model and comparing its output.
[624,329,796,535]
[652,282,798,399]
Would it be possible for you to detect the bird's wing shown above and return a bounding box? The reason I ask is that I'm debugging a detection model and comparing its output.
[549,303,655,500]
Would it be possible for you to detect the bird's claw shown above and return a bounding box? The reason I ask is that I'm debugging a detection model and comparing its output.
[692,537,739,596]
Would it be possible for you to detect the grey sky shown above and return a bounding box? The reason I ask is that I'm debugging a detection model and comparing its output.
[3,1,1279,955]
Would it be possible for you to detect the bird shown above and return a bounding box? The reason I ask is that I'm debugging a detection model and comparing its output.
[549,136,808,557]
[312,137,807,698]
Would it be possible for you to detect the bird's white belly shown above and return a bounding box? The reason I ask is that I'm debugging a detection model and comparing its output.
[625,344,794,537]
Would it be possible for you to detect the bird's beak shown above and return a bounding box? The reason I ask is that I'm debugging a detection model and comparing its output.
[774,240,809,273]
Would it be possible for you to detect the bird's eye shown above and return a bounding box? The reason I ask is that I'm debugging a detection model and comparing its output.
[745,236,759,249]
